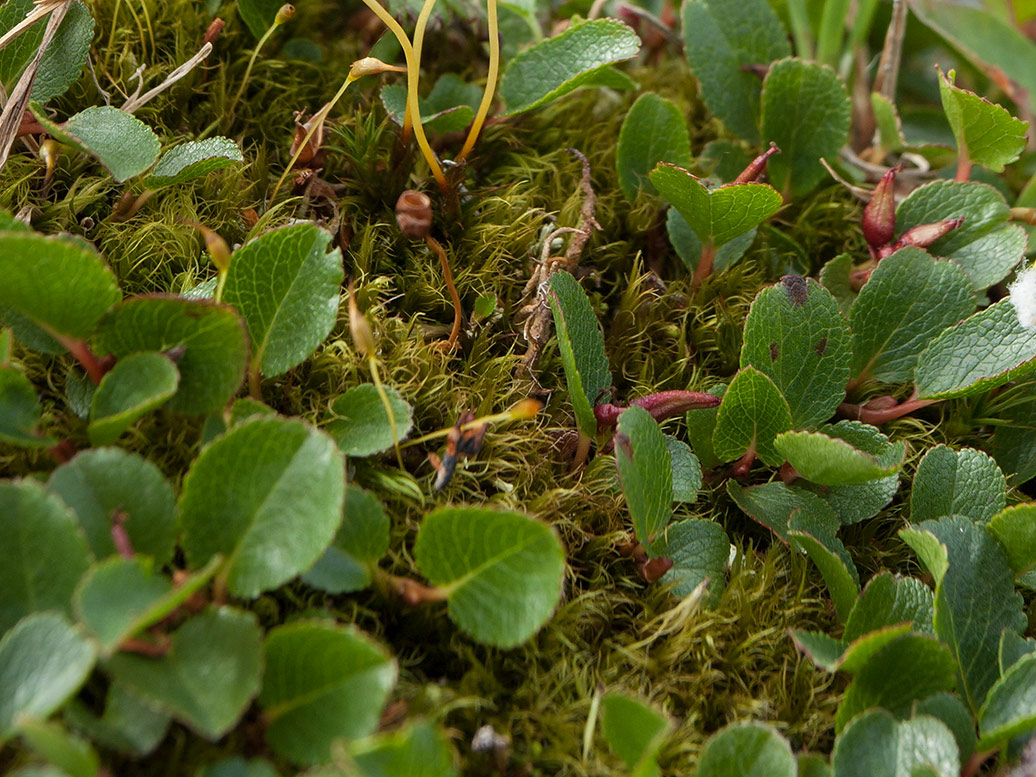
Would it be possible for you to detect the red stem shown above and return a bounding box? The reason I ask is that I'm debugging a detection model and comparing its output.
[692,240,717,291]
[57,336,106,385]
[838,396,937,424]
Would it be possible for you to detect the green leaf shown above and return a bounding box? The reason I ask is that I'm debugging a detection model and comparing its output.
[601,692,672,777]
[726,480,839,544]
[894,180,1026,291]
[615,406,672,548]
[0,480,91,635]
[88,352,180,446]
[698,722,796,777]
[414,507,565,648]
[850,247,975,383]
[665,436,701,503]
[616,94,692,201]
[0,231,120,343]
[106,607,262,740]
[680,0,790,144]
[17,718,99,777]
[793,623,914,674]
[31,105,160,182]
[986,388,1036,486]
[303,486,389,594]
[236,0,282,38]
[988,504,1036,577]
[834,633,957,732]
[547,271,611,438]
[978,654,1036,749]
[650,165,781,249]
[911,446,1005,524]
[0,612,96,739]
[799,474,899,526]
[380,74,482,134]
[326,384,414,457]
[903,516,1027,713]
[761,58,851,198]
[913,692,976,765]
[871,93,905,153]
[196,757,280,777]
[666,210,756,274]
[0,366,55,447]
[790,629,849,672]
[499,19,641,114]
[915,298,1036,400]
[223,223,343,377]
[74,556,220,656]
[685,384,725,470]
[0,0,93,103]
[843,572,934,643]
[347,721,458,777]
[938,67,1028,174]
[94,296,249,415]
[144,137,244,189]
[819,253,856,317]
[789,511,860,623]
[741,276,852,429]
[180,416,345,598]
[47,448,178,565]
[1000,631,1036,674]
[650,518,729,604]
[798,754,831,777]
[64,682,169,756]
[831,709,960,777]
[712,367,792,467]
[259,621,396,765]
[775,424,905,486]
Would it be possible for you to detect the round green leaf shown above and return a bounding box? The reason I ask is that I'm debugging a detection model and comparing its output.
[47,448,178,565]
[236,0,283,39]
[94,295,249,415]
[600,692,672,774]
[326,384,413,457]
[88,352,180,446]
[727,480,839,544]
[831,709,959,777]
[414,507,565,648]
[938,67,1027,173]
[223,223,343,377]
[698,722,796,777]
[911,445,1006,524]
[0,365,55,447]
[0,612,97,739]
[0,0,94,103]
[775,421,905,486]
[0,480,92,635]
[144,137,244,189]
[64,682,170,757]
[303,485,390,594]
[843,572,934,644]
[380,74,481,134]
[650,518,729,604]
[180,416,345,598]
[988,504,1036,578]
[712,366,792,467]
[347,721,458,777]
[259,621,397,765]
[617,93,693,201]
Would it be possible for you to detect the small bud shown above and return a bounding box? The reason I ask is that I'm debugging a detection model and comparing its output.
[732,141,780,185]
[507,398,543,420]
[39,139,60,185]
[186,222,232,272]
[862,165,900,249]
[348,57,406,81]
[348,283,376,357]
[1009,264,1036,330]
[274,4,295,25]
[203,17,225,45]
[885,217,963,256]
[395,190,433,240]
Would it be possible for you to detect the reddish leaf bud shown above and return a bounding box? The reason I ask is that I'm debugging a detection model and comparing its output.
[889,217,964,254]
[732,142,780,185]
[863,165,900,249]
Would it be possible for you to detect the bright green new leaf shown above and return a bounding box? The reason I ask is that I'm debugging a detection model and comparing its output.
[617,94,692,201]
[938,67,1028,174]
[64,682,169,757]
[650,518,729,604]
[0,0,93,103]
[761,58,851,198]
[988,504,1036,578]
[913,692,977,765]
[144,137,244,189]
[871,93,905,153]
[915,298,1036,400]
[499,19,641,114]
[105,607,262,741]
[414,507,565,648]
[31,105,160,182]
[47,448,178,564]
[74,556,220,655]
[94,296,249,415]
[850,247,975,383]
[223,223,343,377]
[260,621,397,765]
[381,74,481,134]
[616,406,672,549]
[666,210,756,274]
[698,722,796,777]
[775,425,904,486]
[17,718,99,777]
[0,366,55,447]
[665,436,701,503]
[303,486,390,594]
[894,180,1026,291]
[547,271,611,438]
[834,633,957,732]
[911,445,1005,524]
[712,367,791,467]
[843,572,934,643]
[180,417,344,598]
[347,721,458,777]
[326,384,413,457]
[0,231,120,343]
[726,480,839,544]
[88,352,180,446]
[680,0,790,144]
[789,512,860,623]
[650,165,781,248]
[601,692,672,777]
[831,709,960,777]
[236,0,283,38]
[0,612,96,739]
[906,516,1026,713]
[741,276,851,429]
[978,653,1036,749]
[0,480,91,635]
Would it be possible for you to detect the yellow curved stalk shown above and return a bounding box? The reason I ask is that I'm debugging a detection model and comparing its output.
[456,0,499,163]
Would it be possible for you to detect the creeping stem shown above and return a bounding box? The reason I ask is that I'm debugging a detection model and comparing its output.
[456,0,500,164]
